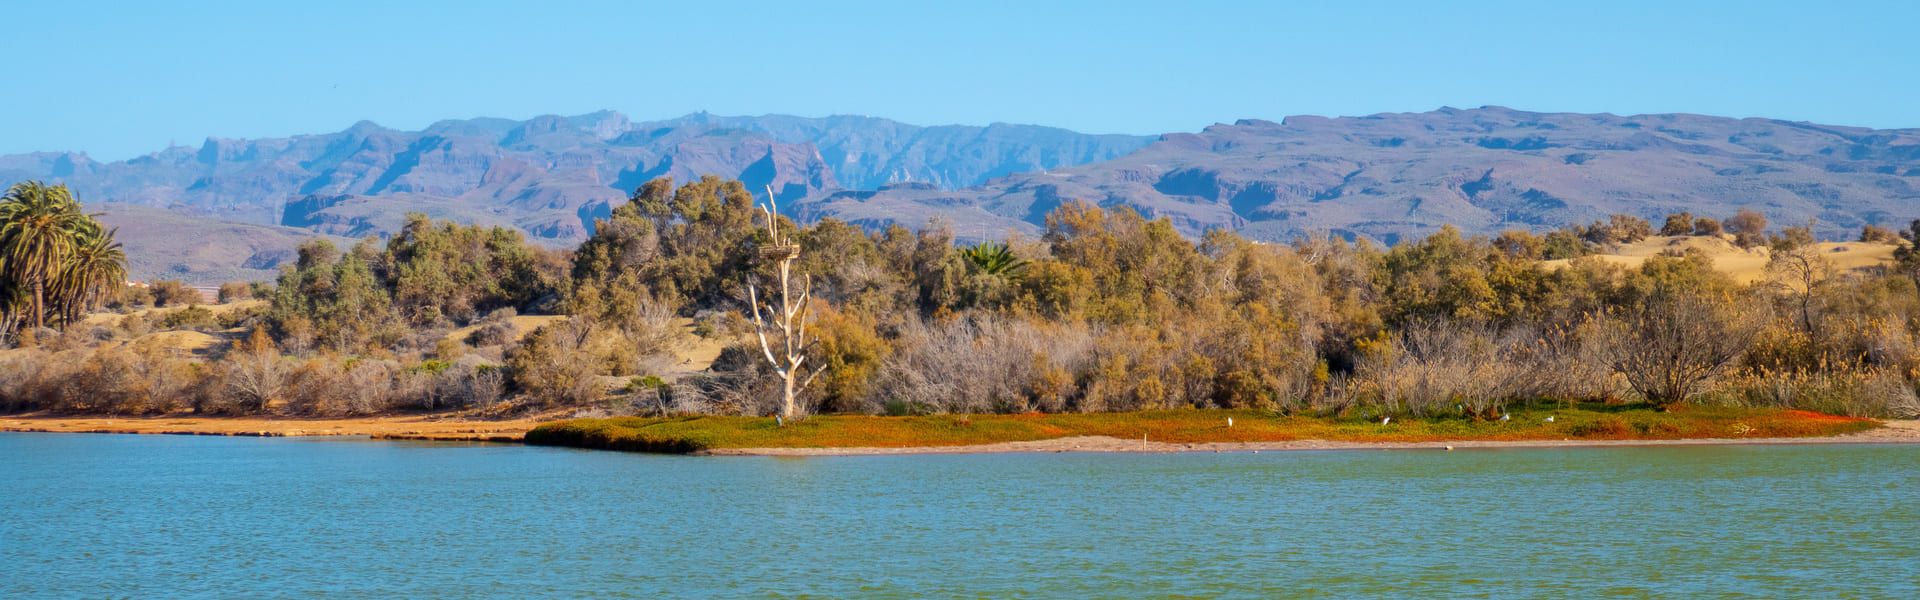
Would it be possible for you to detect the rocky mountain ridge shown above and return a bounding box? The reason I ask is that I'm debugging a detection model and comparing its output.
[0,111,1153,243]
[8,106,1920,283]
[808,106,1920,244]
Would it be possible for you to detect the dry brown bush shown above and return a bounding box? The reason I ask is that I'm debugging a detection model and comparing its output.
[112,285,154,309]
[0,349,76,412]
[132,344,199,414]
[116,313,154,337]
[674,343,779,415]
[67,346,151,413]
[277,314,316,356]
[505,320,606,407]
[468,321,519,347]
[1592,292,1763,406]
[1861,224,1902,244]
[394,326,454,354]
[285,359,349,416]
[212,327,291,413]
[1332,319,1618,417]
[283,357,404,416]
[1708,369,1920,418]
[444,356,505,408]
[467,308,520,347]
[217,282,251,303]
[342,360,398,414]
[867,314,1095,414]
[149,280,201,307]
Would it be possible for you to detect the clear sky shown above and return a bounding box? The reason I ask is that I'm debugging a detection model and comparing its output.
[5,0,1917,161]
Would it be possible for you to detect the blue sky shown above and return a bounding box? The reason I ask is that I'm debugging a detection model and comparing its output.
[5,0,1917,160]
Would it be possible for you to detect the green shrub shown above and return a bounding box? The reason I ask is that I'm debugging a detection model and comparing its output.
[112,285,154,309]
[217,305,267,330]
[525,417,715,453]
[161,305,218,330]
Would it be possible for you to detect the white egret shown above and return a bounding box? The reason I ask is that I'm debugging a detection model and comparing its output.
[1544,415,1556,423]
[1381,416,1392,425]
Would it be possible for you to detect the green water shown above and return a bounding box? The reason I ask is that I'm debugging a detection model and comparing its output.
[2,434,1915,599]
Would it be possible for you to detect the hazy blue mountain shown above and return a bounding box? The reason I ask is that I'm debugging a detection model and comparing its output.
[0,111,1151,245]
[811,107,1920,244]
[638,112,1154,190]
[8,106,1920,283]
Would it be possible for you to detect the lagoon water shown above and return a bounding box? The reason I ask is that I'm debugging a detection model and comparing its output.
[2,434,1916,599]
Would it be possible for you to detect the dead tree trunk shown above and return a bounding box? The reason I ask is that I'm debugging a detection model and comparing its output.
[748,188,825,421]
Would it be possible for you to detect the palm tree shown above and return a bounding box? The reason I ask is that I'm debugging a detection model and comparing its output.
[51,225,127,327]
[0,182,92,329]
[961,241,1028,280]
[0,275,24,346]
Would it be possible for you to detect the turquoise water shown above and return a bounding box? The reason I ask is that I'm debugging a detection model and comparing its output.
[2,434,1916,599]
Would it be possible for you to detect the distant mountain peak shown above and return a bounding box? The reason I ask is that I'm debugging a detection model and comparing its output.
[344,120,389,135]
[0,111,1150,263]
[818,107,1920,245]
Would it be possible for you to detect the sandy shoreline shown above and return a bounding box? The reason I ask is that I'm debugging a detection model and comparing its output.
[699,419,1920,456]
[0,413,543,442]
[8,415,1917,454]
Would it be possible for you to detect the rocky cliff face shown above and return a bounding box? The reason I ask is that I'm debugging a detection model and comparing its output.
[640,113,1154,190]
[2,111,1151,245]
[819,107,1920,244]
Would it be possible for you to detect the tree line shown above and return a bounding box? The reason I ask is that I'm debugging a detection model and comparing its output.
[3,176,1919,419]
[0,182,127,343]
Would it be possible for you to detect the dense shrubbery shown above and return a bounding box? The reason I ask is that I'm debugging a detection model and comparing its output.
[7,175,1920,420]
[264,215,569,353]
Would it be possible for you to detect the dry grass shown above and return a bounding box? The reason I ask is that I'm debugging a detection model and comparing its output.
[526,404,1878,453]
[442,314,570,347]
[77,299,268,327]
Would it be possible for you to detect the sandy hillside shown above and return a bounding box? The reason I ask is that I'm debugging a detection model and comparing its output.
[442,314,571,346]
[1542,235,1896,284]
[441,315,734,376]
[0,300,272,359]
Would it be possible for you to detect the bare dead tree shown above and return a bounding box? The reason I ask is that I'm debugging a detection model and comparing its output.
[748,188,826,421]
[1765,243,1833,336]
[1298,229,1332,266]
[1594,291,1761,408]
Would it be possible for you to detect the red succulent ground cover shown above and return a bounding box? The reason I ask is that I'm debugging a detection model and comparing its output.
[526,404,1882,453]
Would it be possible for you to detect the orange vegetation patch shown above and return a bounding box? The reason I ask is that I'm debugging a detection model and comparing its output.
[526,404,1885,454]
[1779,409,1873,423]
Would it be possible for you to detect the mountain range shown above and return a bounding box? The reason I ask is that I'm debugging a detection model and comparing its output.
[800,106,1920,245]
[4,107,1918,283]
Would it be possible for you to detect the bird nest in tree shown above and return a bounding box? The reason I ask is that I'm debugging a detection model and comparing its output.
[758,244,801,261]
